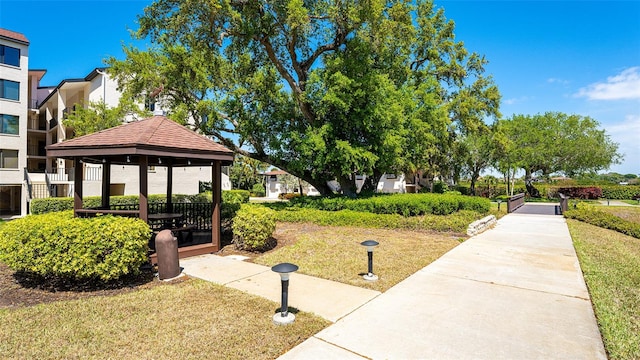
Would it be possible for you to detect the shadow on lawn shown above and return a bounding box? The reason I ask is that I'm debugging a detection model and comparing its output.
[12,266,157,293]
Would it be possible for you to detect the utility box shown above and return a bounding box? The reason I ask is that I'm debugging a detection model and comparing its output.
[155,229,180,280]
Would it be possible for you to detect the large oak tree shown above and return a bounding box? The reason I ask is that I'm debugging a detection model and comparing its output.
[108,0,500,194]
[496,112,622,197]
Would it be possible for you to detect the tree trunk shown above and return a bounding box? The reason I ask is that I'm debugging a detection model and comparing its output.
[524,169,541,198]
[338,175,357,197]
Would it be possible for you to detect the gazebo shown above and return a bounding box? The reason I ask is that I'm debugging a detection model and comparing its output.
[46,115,234,258]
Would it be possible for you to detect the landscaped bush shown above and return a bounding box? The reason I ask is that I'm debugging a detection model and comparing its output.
[275,207,479,233]
[279,192,302,200]
[564,205,640,239]
[288,193,490,216]
[232,204,276,251]
[251,183,266,197]
[30,197,74,214]
[601,185,640,200]
[557,187,603,200]
[0,211,151,281]
[31,192,239,215]
[223,190,251,205]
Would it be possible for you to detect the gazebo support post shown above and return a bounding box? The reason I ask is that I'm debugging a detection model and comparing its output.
[166,161,173,213]
[101,160,111,210]
[73,157,83,217]
[212,160,221,251]
[139,155,149,222]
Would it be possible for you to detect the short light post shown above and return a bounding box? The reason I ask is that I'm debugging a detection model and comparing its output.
[360,240,379,281]
[271,262,299,325]
[497,199,502,211]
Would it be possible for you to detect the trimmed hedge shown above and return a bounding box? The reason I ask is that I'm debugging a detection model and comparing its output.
[0,211,151,281]
[30,192,248,215]
[222,190,251,204]
[601,185,640,200]
[557,187,603,200]
[275,207,480,233]
[288,193,490,216]
[232,204,276,251]
[251,183,266,197]
[564,205,640,239]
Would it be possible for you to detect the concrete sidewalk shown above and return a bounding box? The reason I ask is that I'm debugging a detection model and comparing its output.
[180,254,380,323]
[279,212,607,359]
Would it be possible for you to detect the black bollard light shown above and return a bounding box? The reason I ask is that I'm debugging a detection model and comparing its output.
[360,240,379,281]
[271,262,299,325]
[497,199,502,211]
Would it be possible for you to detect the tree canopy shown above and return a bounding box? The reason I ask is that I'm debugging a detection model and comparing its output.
[108,0,500,195]
[496,112,622,196]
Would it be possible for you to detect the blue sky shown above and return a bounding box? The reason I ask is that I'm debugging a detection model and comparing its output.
[1,0,638,175]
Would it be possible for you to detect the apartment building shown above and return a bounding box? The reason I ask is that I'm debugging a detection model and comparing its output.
[0,29,29,217]
[0,27,231,217]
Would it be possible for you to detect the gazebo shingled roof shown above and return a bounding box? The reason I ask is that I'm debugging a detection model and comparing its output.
[47,115,234,166]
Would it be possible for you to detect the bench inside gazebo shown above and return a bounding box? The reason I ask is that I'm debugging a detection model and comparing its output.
[46,115,234,262]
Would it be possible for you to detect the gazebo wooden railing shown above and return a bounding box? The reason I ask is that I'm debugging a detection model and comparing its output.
[101,202,215,231]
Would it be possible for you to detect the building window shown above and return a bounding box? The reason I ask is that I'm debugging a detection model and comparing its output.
[0,185,22,216]
[0,79,20,101]
[0,114,19,135]
[0,149,18,168]
[0,45,20,67]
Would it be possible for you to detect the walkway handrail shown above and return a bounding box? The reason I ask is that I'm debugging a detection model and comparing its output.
[507,193,525,213]
[558,193,569,214]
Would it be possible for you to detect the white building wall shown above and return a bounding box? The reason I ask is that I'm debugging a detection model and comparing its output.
[377,173,406,193]
[0,33,29,216]
[81,165,231,197]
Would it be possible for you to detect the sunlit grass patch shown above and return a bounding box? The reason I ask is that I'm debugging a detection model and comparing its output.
[568,220,640,359]
[0,279,329,360]
[256,225,461,292]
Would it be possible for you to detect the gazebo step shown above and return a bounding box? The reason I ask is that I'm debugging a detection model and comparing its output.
[149,243,218,264]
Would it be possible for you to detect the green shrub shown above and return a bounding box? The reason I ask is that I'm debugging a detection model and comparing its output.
[432,181,448,194]
[0,211,151,281]
[564,205,640,239]
[223,190,251,204]
[274,207,479,233]
[601,185,640,200]
[288,193,490,216]
[251,183,266,197]
[232,204,276,251]
[279,192,302,200]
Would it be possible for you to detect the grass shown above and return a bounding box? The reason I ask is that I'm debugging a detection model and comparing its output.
[255,225,462,292]
[598,205,640,224]
[0,279,329,360]
[567,220,640,359]
[620,200,640,206]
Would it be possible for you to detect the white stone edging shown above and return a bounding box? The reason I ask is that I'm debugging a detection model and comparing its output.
[466,215,497,236]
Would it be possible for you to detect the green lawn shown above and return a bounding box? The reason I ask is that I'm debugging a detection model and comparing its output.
[568,220,640,359]
[255,225,461,292]
[0,279,329,359]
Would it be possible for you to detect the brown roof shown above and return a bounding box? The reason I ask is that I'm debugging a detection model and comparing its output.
[0,28,29,44]
[47,116,234,166]
[264,170,288,176]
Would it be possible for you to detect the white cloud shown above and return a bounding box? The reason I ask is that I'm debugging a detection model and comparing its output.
[503,96,531,105]
[576,67,640,100]
[547,78,570,86]
[604,115,640,174]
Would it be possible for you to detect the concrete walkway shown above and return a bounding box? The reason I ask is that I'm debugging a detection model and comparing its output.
[180,254,380,323]
[181,210,607,359]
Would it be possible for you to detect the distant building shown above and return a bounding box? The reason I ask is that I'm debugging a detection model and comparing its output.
[0,28,29,217]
